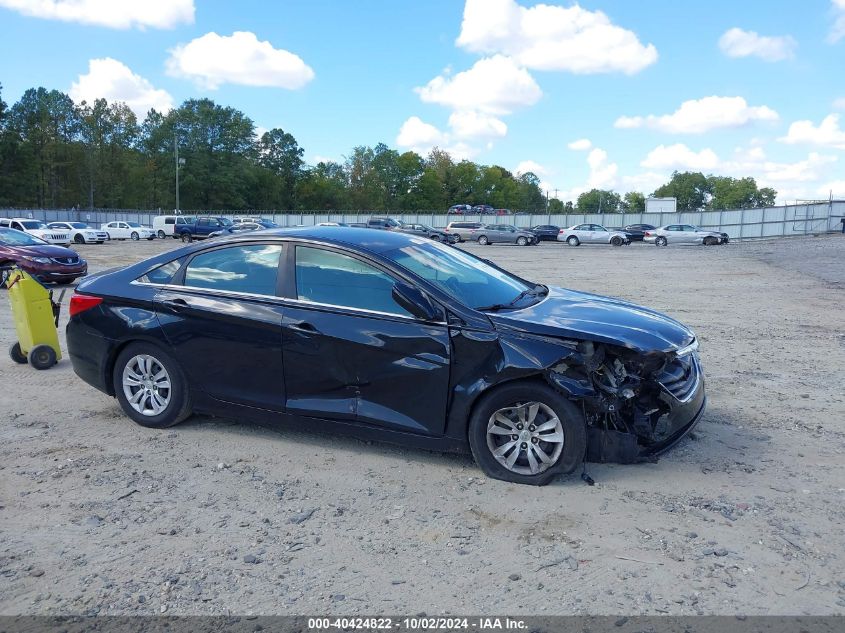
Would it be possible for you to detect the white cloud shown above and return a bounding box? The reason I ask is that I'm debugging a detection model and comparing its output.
[166,31,314,90]
[718,28,796,62]
[615,96,779,134]
[456,0,657,75]
[416,55,541,115]
[396,116,447,149]
[395,116,479,160]
[448,110,507,140]
[69,58,173,117]
[779,114,845,149]
[586,148,618,189]
[0,0,193,29]
[833,97,845,110]
[641,144,720,171]
[829,0,845,43]
[515,160,548,176]
[567,138,592,151]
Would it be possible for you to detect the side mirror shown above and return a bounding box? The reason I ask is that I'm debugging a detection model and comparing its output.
[392,281,441,321]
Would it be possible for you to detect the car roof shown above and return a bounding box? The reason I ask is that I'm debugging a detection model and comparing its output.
[198,226,431,254]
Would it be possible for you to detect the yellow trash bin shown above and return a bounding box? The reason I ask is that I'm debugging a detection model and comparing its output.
[4,267,62,369]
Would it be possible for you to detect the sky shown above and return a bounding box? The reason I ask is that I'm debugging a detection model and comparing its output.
[1,0,844,203]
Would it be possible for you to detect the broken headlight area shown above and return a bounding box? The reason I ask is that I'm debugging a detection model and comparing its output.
[546,340,702,464]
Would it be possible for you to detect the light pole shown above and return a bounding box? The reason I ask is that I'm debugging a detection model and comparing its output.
[174,135,185,214]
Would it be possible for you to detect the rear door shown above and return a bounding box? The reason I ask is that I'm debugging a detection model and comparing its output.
[155,242,287,411]
[281,244,451,436]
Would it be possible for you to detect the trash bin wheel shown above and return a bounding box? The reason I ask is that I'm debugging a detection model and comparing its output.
[9,342,28,364]
[29,344,57,370]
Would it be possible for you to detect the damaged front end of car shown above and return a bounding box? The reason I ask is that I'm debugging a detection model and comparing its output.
[545,339,706,464]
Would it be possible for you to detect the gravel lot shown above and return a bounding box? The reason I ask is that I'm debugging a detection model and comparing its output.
[1,234,844,616]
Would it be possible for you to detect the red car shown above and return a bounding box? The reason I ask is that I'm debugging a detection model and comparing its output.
[0,228,87,285]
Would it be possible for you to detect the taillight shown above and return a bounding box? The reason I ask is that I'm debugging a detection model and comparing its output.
[644,231,653,236]
[69,293,103,317]
[558,229,565,233]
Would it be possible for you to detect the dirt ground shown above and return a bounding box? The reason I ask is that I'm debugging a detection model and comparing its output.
[1,234,844,616]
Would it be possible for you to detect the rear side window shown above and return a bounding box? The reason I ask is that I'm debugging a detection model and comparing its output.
[183,245,282,296]
[295,246,410,317]
[138,259,183,285]
[165,218,175,225]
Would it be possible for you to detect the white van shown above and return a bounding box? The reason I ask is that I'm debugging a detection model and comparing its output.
[153,215,192,239]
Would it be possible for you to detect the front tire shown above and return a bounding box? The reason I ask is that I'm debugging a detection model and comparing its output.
[655,236,668,247]
[610,236,623,246]
[181,233,193,243]
[113,343,192,429]
[703,236,717,246]
[567,236,580,246]
[130,231,139,241]
[516,236,528,246]
[74,234,85,244]
[468,381,586,485]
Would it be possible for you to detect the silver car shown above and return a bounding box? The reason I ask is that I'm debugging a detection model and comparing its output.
[469,224,538,246]
[643,224,729,246]
[444,221,484,242]
[557,223,630,246]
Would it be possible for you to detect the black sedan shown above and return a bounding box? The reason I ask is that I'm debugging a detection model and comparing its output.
[530,225,561,241]
[622,224,657,241]
[66,227,705,485]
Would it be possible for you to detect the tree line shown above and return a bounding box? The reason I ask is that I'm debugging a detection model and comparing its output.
[0,83,777,212]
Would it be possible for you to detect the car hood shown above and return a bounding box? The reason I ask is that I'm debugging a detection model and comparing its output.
[488,286,694,353]
[6,244,78,258]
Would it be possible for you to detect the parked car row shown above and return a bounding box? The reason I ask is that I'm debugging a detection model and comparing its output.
[447,204,513,216]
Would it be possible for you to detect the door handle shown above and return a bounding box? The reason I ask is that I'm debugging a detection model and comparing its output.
[289,320,317,333]
[160,298,188,310]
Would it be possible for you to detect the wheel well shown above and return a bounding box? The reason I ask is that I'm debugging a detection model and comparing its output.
[465,375,578,441]
[103,338,170,396]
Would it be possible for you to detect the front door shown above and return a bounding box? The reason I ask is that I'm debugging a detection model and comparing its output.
[155,242,287,411]
[282,244,451,436]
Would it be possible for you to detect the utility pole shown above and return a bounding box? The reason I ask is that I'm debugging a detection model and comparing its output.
[174,135,180,214]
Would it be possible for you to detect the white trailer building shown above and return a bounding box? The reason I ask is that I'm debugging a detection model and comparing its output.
[646,197,677,213]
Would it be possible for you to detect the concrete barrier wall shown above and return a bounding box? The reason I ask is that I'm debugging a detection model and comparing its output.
[3,201,843,241]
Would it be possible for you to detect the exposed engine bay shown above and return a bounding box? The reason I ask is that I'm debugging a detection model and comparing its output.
[546,340,702,464]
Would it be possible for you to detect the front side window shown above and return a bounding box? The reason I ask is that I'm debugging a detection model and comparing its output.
[295,246,411,317]
[184,244,282,296]
[21,221,45,230]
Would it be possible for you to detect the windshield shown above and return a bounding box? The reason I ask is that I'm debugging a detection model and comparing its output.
[0,227,47,246]
[219,218,233,227]
[127,222,142,227]
[70,222,88,228]
[21,220,46,229]
[383,240,534,310]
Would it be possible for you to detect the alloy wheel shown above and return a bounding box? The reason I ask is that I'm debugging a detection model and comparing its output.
[486,401,564,475]
[122,354,172,416]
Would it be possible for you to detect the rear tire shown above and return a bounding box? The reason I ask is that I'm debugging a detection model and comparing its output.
[29,345,57,370]
[655,236,668,247]
[157,230,166,239]
[113,343,192,429]
[468,381,586,486]
[477,235,489,245]
[567,236,580,246]
[9,342,27,364]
